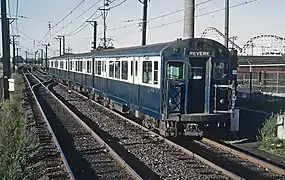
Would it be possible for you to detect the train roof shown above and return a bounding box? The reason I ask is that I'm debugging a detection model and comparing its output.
[50,38,230,60]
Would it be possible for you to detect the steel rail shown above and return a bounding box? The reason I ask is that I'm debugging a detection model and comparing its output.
[23,71,76,180]
[28,71,143,180]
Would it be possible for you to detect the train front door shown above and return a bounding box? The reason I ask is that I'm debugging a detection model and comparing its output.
[188,59,206,113]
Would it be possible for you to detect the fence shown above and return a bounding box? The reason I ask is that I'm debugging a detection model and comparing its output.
[237,71,285,94]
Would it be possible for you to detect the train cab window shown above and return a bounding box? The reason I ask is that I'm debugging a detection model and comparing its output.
[121,61,128,80]
[142,61,152,84]
[97,61,101,75]
[213,62,226,80]
[115,61,121,79]
[166,62,183,80]
[109,61,114,77]
[154,61,158,84]
[190,67,203,80]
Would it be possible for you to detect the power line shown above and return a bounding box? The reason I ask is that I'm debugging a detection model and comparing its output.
[44,0,102,43]
[51,0,85,29]
[40,0,85,43]
[111,0,259,39]
[106,0,212,33]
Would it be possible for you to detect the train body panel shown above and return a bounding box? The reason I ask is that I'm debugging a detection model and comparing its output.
[48,38,238,137]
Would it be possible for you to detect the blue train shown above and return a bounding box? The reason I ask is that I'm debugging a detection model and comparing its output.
[48,38,238,137]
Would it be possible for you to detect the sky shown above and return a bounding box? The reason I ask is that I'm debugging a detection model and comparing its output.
[2,0,285,57]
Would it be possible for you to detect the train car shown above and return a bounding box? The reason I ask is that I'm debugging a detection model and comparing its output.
[48,38,238,137]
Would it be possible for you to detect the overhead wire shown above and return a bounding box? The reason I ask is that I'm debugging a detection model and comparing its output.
[40,0,86,43]
[106,0,212,33]
[110,0,259,39]
[45,0,102,44]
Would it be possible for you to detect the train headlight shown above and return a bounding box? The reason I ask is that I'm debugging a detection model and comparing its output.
[219,99,225,104]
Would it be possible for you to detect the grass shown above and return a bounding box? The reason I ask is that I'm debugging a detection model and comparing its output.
[258,113,285,158]
[0,72,40,180]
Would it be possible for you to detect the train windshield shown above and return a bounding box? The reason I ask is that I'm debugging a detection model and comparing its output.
[213,61,226,80]
[166,62,184,80]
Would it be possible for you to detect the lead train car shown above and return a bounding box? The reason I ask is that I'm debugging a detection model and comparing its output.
[48,38,237,137]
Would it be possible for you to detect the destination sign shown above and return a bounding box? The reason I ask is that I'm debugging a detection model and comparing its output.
[188,50,215,57]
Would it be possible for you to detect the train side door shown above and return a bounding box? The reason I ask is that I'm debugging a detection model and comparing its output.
[131,57,140,106]
[101,59,108,94]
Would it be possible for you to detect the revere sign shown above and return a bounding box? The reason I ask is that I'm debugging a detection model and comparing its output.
[188,50,215,57]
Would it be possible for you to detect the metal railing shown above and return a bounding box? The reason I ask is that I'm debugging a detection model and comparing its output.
[238,71,285,95]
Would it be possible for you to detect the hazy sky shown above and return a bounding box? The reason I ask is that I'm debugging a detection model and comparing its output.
[3,0,285,57]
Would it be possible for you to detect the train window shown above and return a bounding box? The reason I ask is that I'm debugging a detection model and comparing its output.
[65,61,68,70]
[55,61,58,68]
[121,61,128,80]
[97,61,101,75]
[166,62,183,79]
[51,61,53,67]
[154,61,158,84]
[75,61,78,71]
[190,67,203,79]
[60,61,64,69]
[79,61,83,72]
[131,61,133,76]
[102,61,106,72]
[69,61,72,70]
[109,61,114,77]
[142,61,152,84]
[94,61,97,74]
[115,61,121,79]
[87,61,91,73]
[213,62,226,80]
[135,61,138,76]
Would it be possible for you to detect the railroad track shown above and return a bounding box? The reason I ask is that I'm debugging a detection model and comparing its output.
[23,70,73,180]
[23,70,141,180]
[201,138,285,178]
[33,68,285,179]
[31,78,239,179]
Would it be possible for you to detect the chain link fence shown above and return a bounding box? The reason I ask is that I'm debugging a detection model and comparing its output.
[237,71,285,95]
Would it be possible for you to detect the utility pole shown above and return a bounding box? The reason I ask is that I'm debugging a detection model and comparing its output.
[229,36,237,49]
[40,49,43,66]
[224,0,229,48]
[11,35,20,72]
[58,35,66,55]
[45,44,50,71]
[34,50,38,66]
[1,0,10,100]
[87,20,98,50]
[250,43,254,56]
[54,37,62,56]
[183,0,195,39]
[16,47,20,67]
[99,0,110,48]
[25,50,28,64]
[139,0,149,45]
